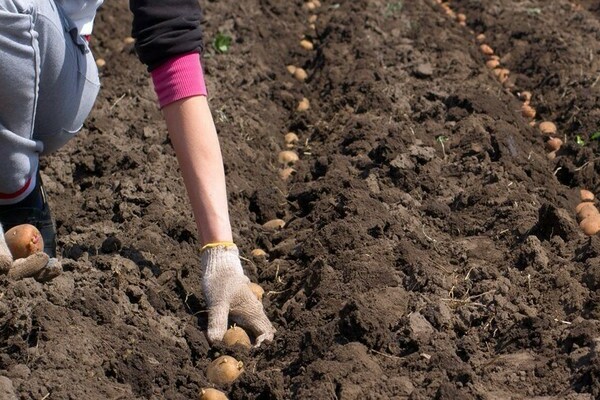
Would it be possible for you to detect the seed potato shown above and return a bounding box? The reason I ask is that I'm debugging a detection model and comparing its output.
[545,137,563,152]
[206,356,244,385]
[521,103,536,119]
[486,59,500,69]
[279,167,296,181]
[293,68,308,81]
[577,203,599,222]
[284,132,299,146]
[300,39,314,50]
[581,189,595,202]
[222,326,252,349]
[539,121,557,135]
[576,202,595,214]
[278,150,299,165]
[519,91,532,103]
[250,248,267,259]
[262,219,286,230]
[580,215,600,236]
[480,44,494,55]
[297,98,310,112]
[4,224,44,259]
[248,282,265,300]
[199,388,228,400]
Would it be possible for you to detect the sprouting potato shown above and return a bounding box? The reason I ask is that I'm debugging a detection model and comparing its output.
[4,224,44,259]
[580,189,595,202]
[545,137,562,152]
[576,203,599,222]
[521,103,536,119]
[486,59,500,69]
[519,91,532,103]
[222,326,251,349]
[284,132,299,147]
[297,98,310,112]
[206,356,244,385]
[279,167,296,181]
[580,215,600,236]
[199,388,228,400]
[262,219,286,230]
[305,1,316,10]
[293,68,308,81]
[300,39,314,50]
[278,150,299,165]
[248,282,265,300]
[539,121,557,135]
[441,3,454,17]
[576,202,595,214]
[496,68,509,83]
[479,44,494,55]
[250,248,267,259]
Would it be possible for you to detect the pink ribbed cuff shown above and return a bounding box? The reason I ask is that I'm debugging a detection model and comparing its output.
[151,52,208,108]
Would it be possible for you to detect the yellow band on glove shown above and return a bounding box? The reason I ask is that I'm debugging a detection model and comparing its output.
[200,241,236,253]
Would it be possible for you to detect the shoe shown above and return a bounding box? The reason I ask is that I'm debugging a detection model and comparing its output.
[0,173,57,258]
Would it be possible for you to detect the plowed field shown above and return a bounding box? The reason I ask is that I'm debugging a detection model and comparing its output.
[2,1,600,399]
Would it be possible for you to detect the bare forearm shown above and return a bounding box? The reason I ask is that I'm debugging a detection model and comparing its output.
[162,96,233,245]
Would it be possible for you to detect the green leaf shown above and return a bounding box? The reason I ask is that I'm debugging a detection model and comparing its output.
[213,32,232,54]
[436,135,448,143]
[385,1,404,17]
[591,131,600,141]
[575,135,585,146]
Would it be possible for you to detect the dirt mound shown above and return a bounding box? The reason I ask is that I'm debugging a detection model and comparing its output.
[1,0,600,398]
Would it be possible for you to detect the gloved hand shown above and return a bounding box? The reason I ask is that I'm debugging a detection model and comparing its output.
[201,243,276,347]
[0,223,62,282]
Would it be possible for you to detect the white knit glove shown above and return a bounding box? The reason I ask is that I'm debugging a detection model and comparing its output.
[0,223,61,281]
[201,243,276,346]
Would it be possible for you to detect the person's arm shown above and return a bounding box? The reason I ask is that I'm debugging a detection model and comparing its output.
[129,0,275,346]
[162,95,275,346]
[130,0,226,241]
[162,96,232,245]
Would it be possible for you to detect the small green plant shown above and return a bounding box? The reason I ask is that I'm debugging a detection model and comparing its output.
[591,131,600,141]
[575,135,586,146]
[213,32,232,54]
[385,1,404,17]
[436,135,449,158]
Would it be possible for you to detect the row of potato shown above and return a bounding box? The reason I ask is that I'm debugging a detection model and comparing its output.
[200,2,321,399]
[435,0,597,237]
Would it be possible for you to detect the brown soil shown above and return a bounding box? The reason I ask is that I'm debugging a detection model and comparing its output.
[2,0,600,399]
